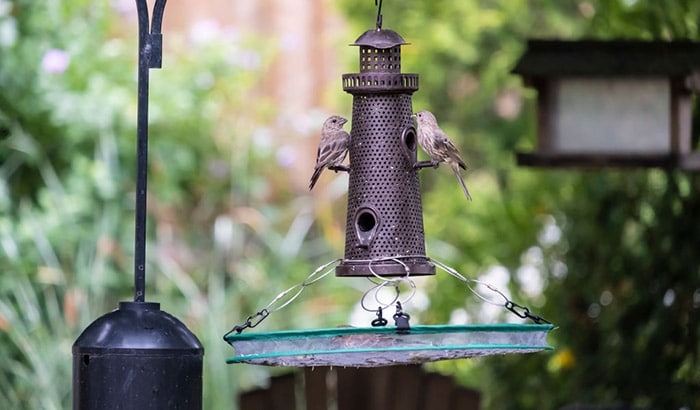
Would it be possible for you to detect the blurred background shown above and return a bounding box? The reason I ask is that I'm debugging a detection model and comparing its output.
[1,0,699,409]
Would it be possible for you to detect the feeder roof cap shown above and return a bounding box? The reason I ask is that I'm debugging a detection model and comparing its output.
[352,28,408,49]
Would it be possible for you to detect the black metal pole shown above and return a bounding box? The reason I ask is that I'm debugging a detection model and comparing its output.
[74,4,202,409]
[134,0,166,302]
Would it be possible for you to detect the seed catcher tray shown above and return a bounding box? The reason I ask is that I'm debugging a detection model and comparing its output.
[225,323,553,367]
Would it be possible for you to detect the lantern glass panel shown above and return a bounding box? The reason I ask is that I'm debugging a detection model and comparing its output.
[553,77,670,154]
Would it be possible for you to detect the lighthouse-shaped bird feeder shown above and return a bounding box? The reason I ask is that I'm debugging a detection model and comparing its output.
[224,6,553,368]
[335,26,434,278]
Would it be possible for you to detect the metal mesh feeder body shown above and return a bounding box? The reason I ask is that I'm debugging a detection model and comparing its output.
[337,29,434,278]
[225,324,553,367]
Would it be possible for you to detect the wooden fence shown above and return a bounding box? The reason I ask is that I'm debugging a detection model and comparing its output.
[239,365,481,410]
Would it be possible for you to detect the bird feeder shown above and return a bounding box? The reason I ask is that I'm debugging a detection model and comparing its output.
[512,39,700,169]
[336,26,433,278]
[224,3,553,368]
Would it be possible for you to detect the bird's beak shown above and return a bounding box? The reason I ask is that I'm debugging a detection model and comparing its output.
[340,118,348,125]
[410,114,417,120]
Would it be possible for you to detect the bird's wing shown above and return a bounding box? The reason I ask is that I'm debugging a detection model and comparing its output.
[309,130,349,190]
[433,129,467,170]
[316,130,349,167]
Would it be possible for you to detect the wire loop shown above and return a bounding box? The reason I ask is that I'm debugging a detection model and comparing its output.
[375,0,383,29]
[223,259,341,338]
[359,255,421,313]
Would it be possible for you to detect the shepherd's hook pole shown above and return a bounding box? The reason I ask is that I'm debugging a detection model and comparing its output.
[134,0,166,302]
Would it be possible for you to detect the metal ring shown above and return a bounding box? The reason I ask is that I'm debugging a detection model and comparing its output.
[361,280,399,312]
[367,255,412,283]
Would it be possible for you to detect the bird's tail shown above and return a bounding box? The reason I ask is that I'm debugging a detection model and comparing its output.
[451,162,472,201]
[309,167,323,190]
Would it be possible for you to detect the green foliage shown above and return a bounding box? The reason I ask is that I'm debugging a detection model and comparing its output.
[0,1,334,409]
[3,0,700,409]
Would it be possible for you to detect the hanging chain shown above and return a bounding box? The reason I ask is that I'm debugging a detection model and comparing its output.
[224,254,550,340]
[430,258,551,325]
[226,309,270,335]
[223,258,341,339]
[504,301,551,324]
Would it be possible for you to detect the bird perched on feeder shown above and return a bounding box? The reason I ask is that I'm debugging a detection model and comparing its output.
[309,115,350,190]
[413,110,472,201]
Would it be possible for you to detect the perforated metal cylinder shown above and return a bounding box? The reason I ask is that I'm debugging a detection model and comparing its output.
[336,29,434,277]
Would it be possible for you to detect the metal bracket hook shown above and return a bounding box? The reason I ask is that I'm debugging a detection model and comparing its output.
[375,0,383,29]
[133,0,167,302]
[371,307,388,327]
[136,0,166,69]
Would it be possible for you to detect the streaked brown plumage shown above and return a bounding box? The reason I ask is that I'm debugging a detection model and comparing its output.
[413,110,472,201]
[309,115,350,190]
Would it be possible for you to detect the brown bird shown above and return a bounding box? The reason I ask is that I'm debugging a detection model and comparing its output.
[413,110,472,201]
[309,115,350,190]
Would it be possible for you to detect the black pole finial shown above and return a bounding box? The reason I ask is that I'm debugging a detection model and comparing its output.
[375,0,383,29]
[134,0,167,303]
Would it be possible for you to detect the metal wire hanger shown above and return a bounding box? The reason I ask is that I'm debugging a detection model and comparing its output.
[375,0,383,29]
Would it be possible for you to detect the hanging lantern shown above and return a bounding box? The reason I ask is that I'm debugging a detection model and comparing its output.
[512,39,700,169]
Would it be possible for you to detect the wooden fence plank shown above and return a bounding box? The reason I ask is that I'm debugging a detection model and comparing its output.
[422,373,454,410]
[390,365,424,410]
[452,388,481,410]
[240,388,270,410]
[304,367,329,410]
[239,366,481,410]
[367,366,393,410]
[269,373,297,410]
[337,368,371,410]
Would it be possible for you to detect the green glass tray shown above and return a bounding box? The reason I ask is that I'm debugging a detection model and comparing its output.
[225,323,553,367]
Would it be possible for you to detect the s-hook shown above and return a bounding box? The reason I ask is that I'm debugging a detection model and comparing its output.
[375,0,383,29]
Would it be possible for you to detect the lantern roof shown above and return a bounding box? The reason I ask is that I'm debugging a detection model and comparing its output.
[352,28,408,49]
[513,39,700,78]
